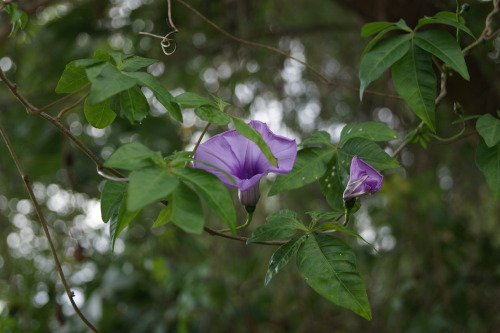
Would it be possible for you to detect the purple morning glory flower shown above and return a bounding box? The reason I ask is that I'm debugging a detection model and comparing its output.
[193,120,297,208]
[343,156,383,201]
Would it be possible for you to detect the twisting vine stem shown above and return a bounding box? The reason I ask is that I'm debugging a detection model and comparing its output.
[173,0,401,99]
[139,0,179,55]
[0,121,101,333]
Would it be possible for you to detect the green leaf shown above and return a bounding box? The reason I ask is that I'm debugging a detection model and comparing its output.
[73,58,104,68]
[111,86,150,124]
[392,43,437,131]
[306,211,344,222]
[296,234,372,320]
[93,50,112,62]
[110,193,139,250]
[172,168,237,231]
[268,148,335,196]
[5,4,28,38]
[247,210,306,243]
[55,61,90,93]
[127,167,180,211]
[475,139,500,200]
[433,11,465,24]
[361,19,411,37]
[86,62,139,105]
[414,30,469,80]
[319,153,346,213]
[476,114,500,147]
[299,131,333,147]
[124,71,183,122]
[339,138,400,171]
[265,235,307,286]
[84,98,116,129]
[315,222,375,250]
[361,26,406,56]
[359,34,411,100]
[231,116,278,167]
[119,55,158,72]
[195,105,231,125]
[172,92,213,107]
[415,17,475,39]
[168,182,205,234]
[339,122,399,147]
[152,206,172,228]
[104,143,159,171]
[100,181,127,223]
[361,21,397,37]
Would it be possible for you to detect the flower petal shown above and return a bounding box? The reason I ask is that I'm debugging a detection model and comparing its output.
[193,120,298,193]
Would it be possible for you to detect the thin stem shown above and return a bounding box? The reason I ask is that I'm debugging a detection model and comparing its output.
[392,121,425,159]
[218,212,253,233]
[203,226,287,246]
[97,168,129,182]
[462,0,499,56]
[56,93,89,119]
[343,210,351,227]
[185,122,211,167]
[192,122,211,154]
[0,69,38,112]
[174,0,401,100]
[37,83,91,115]
[0,122,100,333]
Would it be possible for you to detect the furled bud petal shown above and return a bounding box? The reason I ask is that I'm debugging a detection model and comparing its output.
[343,156,383,200]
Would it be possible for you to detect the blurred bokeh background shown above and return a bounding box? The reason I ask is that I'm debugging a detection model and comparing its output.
[0,0,499,332]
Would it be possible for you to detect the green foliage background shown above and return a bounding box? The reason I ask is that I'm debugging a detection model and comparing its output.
[0,0,499,332]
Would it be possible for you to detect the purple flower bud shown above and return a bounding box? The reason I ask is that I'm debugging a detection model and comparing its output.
[343,156,383,201]
[193,120,297,207]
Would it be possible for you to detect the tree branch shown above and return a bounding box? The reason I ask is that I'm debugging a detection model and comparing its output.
[173,0,401,100]
[0,121,101,333]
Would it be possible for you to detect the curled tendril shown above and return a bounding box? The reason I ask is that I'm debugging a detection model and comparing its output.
[139,0,178,55]
[139,31,178,55]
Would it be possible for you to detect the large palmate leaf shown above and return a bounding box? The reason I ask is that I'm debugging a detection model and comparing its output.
[296,234,372,320]
[475,139,500,200]
[414,30,469,80]
[172,168,237,231]
[476,114,500,148]
[247,210,306,243]
[319,153,346,213]
[415,17,475,39]
[124,71,182,122]
[110,193,139,250]
[299,131,333,147]
[100,180,127,223]
[55,61,90,93]
[85,62,139,105]
[119,55,158,72]
[84,98,116,129]
[172,92,213,107]
[359,34,411,99]
[111,86,150,124]
[339,138,399,171]
[268,148,335,196]
[195,105,231,125]
[156,182,204,234]
[392,43,437,131]
[127,167,180,211]
[104,143,159,171]
[339,122,399,147]
[265,235,307,286]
